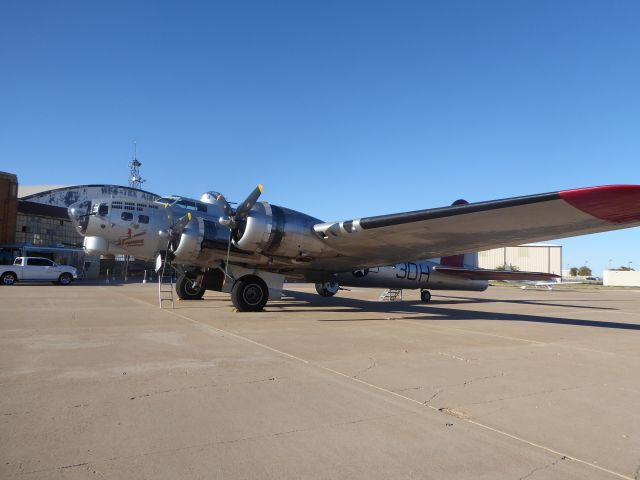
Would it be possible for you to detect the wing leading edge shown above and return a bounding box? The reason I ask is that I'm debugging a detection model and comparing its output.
[312,185,640,271]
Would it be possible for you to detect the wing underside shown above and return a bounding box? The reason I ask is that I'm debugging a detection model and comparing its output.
[310,185,640,272]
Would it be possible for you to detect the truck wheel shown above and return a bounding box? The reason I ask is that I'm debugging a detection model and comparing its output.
[231,275,269,312]
[176,275,205,300]
[1,272,17,286]
[58,273,73,285]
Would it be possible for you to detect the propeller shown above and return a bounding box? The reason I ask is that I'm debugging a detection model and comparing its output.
[234,184,263,222]
[156,206,190,271]
[164,205,193,251]
[219,184,263,231]
[219,184,263,283]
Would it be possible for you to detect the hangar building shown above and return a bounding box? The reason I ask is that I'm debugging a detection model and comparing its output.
[0,172,159,277]
[478,243,562,276]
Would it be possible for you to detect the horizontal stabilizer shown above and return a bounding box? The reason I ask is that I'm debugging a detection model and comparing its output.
[433,266,560,281]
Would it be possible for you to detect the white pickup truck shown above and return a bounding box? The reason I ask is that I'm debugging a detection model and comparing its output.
[0,257,78,286]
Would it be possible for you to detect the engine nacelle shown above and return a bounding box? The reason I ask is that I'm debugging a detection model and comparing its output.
[172,216,231,263]
[233,202,273,252]
[172,217,204,263]
[232,202,328,259]
[170,201,329,264]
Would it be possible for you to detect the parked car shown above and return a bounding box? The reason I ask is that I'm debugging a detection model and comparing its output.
[0,257,78,285]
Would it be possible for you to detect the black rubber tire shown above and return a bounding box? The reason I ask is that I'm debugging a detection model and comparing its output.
[315,282,339,297]
[420,290,431,302]
[231,275,269,312]
[176,275,205,300]
[1,272,17,286]
[58,273,73,285]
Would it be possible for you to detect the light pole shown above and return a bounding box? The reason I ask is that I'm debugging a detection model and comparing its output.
[608,259,612,270]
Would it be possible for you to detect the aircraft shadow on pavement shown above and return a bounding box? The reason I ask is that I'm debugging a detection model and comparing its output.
[282,291,640,331]
[416,294,620,310]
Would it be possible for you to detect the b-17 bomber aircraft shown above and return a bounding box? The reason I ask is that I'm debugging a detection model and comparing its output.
[68,185,640,311]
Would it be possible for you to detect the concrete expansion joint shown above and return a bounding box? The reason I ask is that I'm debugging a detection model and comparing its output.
[422,389,440,406]
[462,372,505,387]
[351,357,376,379]
[17,461,98,477]
[395,385,424,392]
[127,376,279,400]
[518,455,567,480]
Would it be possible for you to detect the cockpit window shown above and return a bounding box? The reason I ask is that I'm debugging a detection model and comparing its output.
[91,203,109,216]
[176,200,196,210]
[98,203,109,216]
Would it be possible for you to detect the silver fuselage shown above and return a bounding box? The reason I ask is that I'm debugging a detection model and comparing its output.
[68,193,487,292]
[333,261,487,291]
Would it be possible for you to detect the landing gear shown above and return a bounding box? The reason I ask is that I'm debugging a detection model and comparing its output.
[176,274,205,300]
[315,281,340,297]
[420,289,432,302]
[231,275,269,312]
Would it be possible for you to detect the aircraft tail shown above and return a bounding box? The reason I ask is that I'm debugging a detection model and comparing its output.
[439,199,478,268]
[440,252,479,268]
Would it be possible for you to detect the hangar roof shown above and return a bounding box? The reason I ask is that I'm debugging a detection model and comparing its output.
[18,185,71,198]
[17,201,69,220]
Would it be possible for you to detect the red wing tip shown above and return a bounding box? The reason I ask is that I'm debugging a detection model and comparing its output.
[559,185,640,223]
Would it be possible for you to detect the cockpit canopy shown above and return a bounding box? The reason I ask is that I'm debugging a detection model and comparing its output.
[153,192,231,216]
[154,196,207,212]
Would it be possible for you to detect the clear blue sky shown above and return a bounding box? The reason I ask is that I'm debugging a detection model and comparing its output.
[1,1,638,275]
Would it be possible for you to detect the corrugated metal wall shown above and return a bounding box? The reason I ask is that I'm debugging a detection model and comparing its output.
[478,245,562,275]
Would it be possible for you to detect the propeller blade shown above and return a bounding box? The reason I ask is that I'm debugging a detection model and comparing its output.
[166,212,192,251]
[233,184,263,221]
[164,203,174,227]
[173,212,192,237]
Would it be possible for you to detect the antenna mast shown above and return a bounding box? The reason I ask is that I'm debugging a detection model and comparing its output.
[128,141,146,189]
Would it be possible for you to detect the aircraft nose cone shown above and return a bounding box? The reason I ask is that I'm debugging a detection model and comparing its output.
[68,201,91,235]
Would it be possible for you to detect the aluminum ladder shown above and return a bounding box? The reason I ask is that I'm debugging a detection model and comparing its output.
[379,288,403,301]
[158,259,175,309]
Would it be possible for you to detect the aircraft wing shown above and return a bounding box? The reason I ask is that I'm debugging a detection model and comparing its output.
[432,266,559,281]
[312,185,640,270]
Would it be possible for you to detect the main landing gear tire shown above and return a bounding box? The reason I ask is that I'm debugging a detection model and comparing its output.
[420,290,432,302]
[1,272,17,286]
[176,274,206,300]
[315,281,340,297]
[231,275,269,312]
[57,273,73,285]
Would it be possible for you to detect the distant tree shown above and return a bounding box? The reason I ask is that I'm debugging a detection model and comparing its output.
[615,266,635,271]
[577,266,592,276]
[496,263,520,271]
[569,267,578,277]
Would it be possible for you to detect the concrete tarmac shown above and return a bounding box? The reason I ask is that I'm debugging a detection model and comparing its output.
[1,282,640,479]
